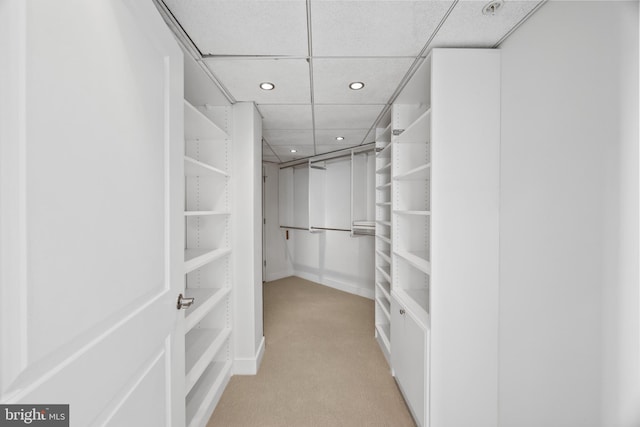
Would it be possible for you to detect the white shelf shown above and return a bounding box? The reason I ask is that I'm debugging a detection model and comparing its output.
[185,211,230,217]
[185,156,229,177]
[185,287,231,332]
[376,297,391,321]
[394,249,431,274]
[184,248,231,273]
[376,265,392,283]
[376,220,391,227]
[376,234,391,245]
[376,249,391,264]
[376,162,392,174]
[394,210,431,216]
[375,323,391,350]
[376,280,391,301]
[395,109,431,144]
[377,142,392,157]
[185,328,232,394]
[376,202,391,207]
[184,100,228,141]
[186,359,232,427]
[376,182,391,190]
[393,163,431,181]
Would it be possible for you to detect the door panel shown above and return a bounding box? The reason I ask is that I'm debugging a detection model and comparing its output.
[0,1,184,425]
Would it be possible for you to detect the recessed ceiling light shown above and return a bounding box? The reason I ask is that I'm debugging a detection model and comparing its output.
[260,82,275,90]
[349,82,365,90]
[290,149,297,153]
[336,136,345,141]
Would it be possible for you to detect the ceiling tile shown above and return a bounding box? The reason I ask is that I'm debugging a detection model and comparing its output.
[429,1,542,49]
[163,0,308,56]
[311,1,454,56]
[314,105,385,129]
[204,59,310,104]
[314,129,372,146]
[313,58,414,104]
[264,130,314,146]
[258,105,313,130]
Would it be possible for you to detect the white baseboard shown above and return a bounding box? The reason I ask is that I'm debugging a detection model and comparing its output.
[294,270,375,300]
[265,269,293,282]
[233,336,265,375]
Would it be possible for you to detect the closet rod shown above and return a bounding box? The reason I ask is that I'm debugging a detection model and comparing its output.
[279,142,375,169]
[279,226,308,231]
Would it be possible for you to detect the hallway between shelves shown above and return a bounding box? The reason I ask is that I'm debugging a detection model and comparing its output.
[207,276,415,426]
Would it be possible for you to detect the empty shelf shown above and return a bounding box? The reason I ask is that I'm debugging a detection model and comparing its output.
[376,162,392,174]
[185,287,231,332]
[376,265,392,283]
[376,249,391,264]
[376,202,391,207]
[394,210,431,216]
[186,359,232,427]
[394,250,431,274]
[393,163,431,181]
[376,220,391,227]
[395,108,431,144]
[185,328,231,394]
[185,248,231,273]
[184,211,230,217]
[376,182,391,190]
[377,142,392,157]
[376,281,391,300]
[376,297,391,320]
[184,100,228,141]
[376,235,391,245]
[376,323,391,350]
[185,156,229,177]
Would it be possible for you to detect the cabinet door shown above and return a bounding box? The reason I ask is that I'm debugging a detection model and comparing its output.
[391,295,427,427]
[403,311,426,427]
[391,296,405,378]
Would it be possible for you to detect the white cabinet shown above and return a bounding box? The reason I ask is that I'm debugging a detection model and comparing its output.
[386,49,500,427]
[183,100,233,427]
[391,294,428,427]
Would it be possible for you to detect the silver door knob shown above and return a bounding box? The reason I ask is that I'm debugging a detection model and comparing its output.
[177,293,195,310]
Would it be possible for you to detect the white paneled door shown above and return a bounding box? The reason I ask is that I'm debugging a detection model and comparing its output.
[0,1,185,426]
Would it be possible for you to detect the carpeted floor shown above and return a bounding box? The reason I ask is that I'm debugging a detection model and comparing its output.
[206,276,415,427]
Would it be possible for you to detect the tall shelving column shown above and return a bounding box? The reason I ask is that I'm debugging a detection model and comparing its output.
[183,100,233,427]
[374,121,392,363]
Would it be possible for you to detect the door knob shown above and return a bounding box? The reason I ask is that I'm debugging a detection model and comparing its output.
[399,308,405,315]
[177,293,195,310]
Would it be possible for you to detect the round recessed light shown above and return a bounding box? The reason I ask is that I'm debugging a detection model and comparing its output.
[260,82,275,90]
[349,81,365,90]
[290,149,297,153]
[336,136,345,141]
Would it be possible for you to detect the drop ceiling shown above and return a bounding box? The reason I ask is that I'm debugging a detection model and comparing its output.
[158,0,545,163]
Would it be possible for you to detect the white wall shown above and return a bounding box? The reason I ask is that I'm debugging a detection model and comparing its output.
[499,2,639,426]
[269,160,376,298]
[232,102,264,374]
[291,229,375,299]
[264,162,294,281]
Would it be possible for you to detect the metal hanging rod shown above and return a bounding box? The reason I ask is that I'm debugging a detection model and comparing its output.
[279,142,376,169]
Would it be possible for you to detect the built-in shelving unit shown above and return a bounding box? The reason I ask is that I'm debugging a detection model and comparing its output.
[374,116,393,363]
[386,49,501,427]
[183,99,233,427]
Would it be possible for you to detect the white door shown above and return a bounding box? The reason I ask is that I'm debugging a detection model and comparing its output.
[0,1,185,426]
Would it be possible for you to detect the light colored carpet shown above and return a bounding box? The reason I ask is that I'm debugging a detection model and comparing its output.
[207,276,415,427]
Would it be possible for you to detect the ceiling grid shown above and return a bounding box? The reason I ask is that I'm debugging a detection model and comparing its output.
[158,0,545,163]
